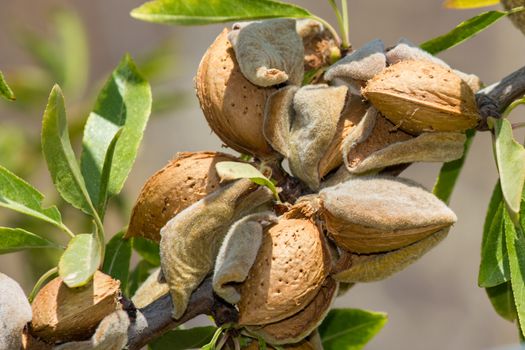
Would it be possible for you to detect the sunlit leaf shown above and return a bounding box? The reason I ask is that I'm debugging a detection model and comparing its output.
[42,85,96,217]
[201,326,226,350]
[131,0,311,25]
[103,231,132,292]
[444,0,500,9]
[96,129,123,217]
[0,227,60,254]
[0,71,15,101]
[503,209,525,336]
[133,236,160,266]
[0,164,63,226]
[420,10,509,54]
[215,161,279,200]
[150,327,217,349]
[319,309,388,350]
[58,233,101,287]
[433,130,474,203]
[478,190,509,287]
[486,282,517,322]
[81,54,152,212]
[489,117,525,217]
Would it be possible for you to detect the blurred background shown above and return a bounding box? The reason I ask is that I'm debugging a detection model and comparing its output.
[0,0,524,349]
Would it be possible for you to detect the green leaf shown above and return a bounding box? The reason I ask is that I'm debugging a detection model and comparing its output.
[127,259,156,297]
[96,129,123,217]
[201,326,225,350]
[420,10,509,55]
[131,0,311,25]
[58,233,101,287]
[490,117,525,217]
[215,161,279,200]
[433,129,474,203]
[80,54,152,212]
[150,327,217,349]
[133,236,161,266]
[319,308,388,350]
[504,208,525,336]
[479,192,510,287]
[0,227,60,254]
[443,0,500,9]
[0,71,15,101]
[486,282,517,322]
[0,164,63,226]
[42,85,96,217]
[102,231,132,292]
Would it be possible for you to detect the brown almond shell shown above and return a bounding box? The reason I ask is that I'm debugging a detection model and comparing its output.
[30,271,120,343]
[196,28,277,158]
[238,217,331,326]
[126,151,238,242]
[363,60,480,135]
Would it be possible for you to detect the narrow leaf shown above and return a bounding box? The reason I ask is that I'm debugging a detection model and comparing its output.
[58,233,101,287]
[433,129,474,203]
[486,282,517,322]
[479,196,510,287]
[215,161,279,200]
[131,0,312,25]
[444,0,500,9]
[319,308,388,350]
[0,71,15,101]
[150,327,217,349]
[0,165,62,226]
[42,85,96,216]
[0,227,60,254]
[97,128,123,217]
[420,10,508,54]
[490,117,525,217]
[102,231,132,292]
[127,259,155,297]
[81,54,151,210]
[504,209,525,336]
[133,236,160,266]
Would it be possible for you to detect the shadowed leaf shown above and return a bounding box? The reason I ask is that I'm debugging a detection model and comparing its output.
[0,227,60,254]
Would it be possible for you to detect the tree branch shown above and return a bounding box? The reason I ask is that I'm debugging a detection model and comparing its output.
[476,65,525,130]
[126,277,237,350]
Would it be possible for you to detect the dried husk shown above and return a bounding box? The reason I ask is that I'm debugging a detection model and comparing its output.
[22,330,53,350]
[238,210,332,326]
[319,95,369,177]
[213,212,278,304]
[30,271,121,343]
[53,310,130,350]
[0,273,32,350]
[296,19,340,72]
[363,60,480,135]
[502,0,525,35]
[333,229,449,282]
[319,176,456,254]
[385,38,482,92]
[228,19,304,87]
[196,28,276,157]
[126,152,238,242]
[160,179,273,319]
[324,39,386,94]
[131,268,169,308]
[246,277,338,345]
[264,86,299,157]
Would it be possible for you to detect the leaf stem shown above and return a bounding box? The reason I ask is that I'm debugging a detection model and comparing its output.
[341,0,350,49]
[502,95,525,118]
[92,213,106,266]
[324,1,350,49]
[28,267,58,302]
[58,223,76,238]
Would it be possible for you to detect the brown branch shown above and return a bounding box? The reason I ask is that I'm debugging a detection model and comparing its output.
[126,277,237,350]
[476,65,525,130]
